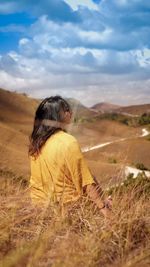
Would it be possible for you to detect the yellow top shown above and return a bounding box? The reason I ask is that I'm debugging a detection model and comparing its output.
[29,130,95,205]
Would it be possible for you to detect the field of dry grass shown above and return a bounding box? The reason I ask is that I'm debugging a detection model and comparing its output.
[0,88,150,266]
[0,171,150,267]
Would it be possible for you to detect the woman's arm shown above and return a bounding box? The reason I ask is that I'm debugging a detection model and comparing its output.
[65,138,112,218]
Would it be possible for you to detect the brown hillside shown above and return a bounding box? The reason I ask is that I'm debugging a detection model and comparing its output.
[70,119,140,147]
[0,88,39,132]
[0,121,30,177]
[87,159,123,187]
[85,135,150,173]
[91,102,120,112]
[0,88,149,184]
[0,88,39,177]
[116,103,150,115]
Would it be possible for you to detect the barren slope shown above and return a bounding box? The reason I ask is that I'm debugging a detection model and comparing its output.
[91,102,120,112]
[0,89,39,177]
[0,88,149,184]
[116,103,150,115]
[84,134,150,185]
[70,119,140,147]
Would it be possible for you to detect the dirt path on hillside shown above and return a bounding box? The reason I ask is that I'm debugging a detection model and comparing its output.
[82,128,149,152]
[83,128,150,179]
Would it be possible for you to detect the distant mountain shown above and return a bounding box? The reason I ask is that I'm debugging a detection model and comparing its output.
[91,102,121,112]
[91,102,150,116]
[116,104,150,116]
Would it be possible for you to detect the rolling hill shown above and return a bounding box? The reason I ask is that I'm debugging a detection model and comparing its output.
[0,88,40,177]
[116,103,150,116]
[0,88,150,184]
[91,102,121,112]
[0,88,39,133]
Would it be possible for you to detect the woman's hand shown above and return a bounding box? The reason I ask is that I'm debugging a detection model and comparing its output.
[85,184,113,217]
[104,195,113,210]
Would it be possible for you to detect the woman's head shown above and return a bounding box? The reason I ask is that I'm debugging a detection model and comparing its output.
[35,96,72,123]
[29,96,72,156]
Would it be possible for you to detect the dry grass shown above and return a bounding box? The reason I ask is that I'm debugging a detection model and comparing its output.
[0,89,150,266]
[0,172,150,267]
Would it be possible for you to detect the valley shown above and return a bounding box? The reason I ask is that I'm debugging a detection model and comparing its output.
[0,88,150,187]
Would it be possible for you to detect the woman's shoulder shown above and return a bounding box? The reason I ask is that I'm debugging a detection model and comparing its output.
[44,130,81,155]
[46,130,78,147]
[58,130,77,144]
[58,131,81,154]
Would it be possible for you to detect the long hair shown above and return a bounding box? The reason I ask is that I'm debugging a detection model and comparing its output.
[29,96,71,156]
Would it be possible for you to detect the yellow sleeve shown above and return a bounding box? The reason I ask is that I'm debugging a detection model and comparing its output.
[65,139,95,193]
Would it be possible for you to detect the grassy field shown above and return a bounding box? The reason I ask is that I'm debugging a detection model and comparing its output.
[0,89,150,266]
[0,171,150,267]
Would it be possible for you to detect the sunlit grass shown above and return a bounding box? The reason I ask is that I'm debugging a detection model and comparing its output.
[0,172,150,267]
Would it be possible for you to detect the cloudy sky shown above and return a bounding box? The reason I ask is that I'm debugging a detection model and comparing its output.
[0,0,150,106]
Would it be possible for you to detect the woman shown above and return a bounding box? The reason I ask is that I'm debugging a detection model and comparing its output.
[29,96,111,217]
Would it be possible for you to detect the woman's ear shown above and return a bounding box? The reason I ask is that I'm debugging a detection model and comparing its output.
[64,111,72,123]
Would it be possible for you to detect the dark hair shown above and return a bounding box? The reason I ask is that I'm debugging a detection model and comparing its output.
[29,96,71,156]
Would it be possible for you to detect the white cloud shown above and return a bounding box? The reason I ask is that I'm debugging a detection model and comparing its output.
[0,4,150,106]
[1,67,150,106]
[0,2,18,14]
[78,28,112,44]
[135,48,150,67]
[19,38,30,46]
[0,24,25,33]
[64,0,99,11]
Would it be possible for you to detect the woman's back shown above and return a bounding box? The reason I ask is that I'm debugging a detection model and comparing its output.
[30,130,94,205]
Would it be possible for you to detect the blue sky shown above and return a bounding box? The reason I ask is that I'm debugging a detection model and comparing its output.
[0,0,150,106]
